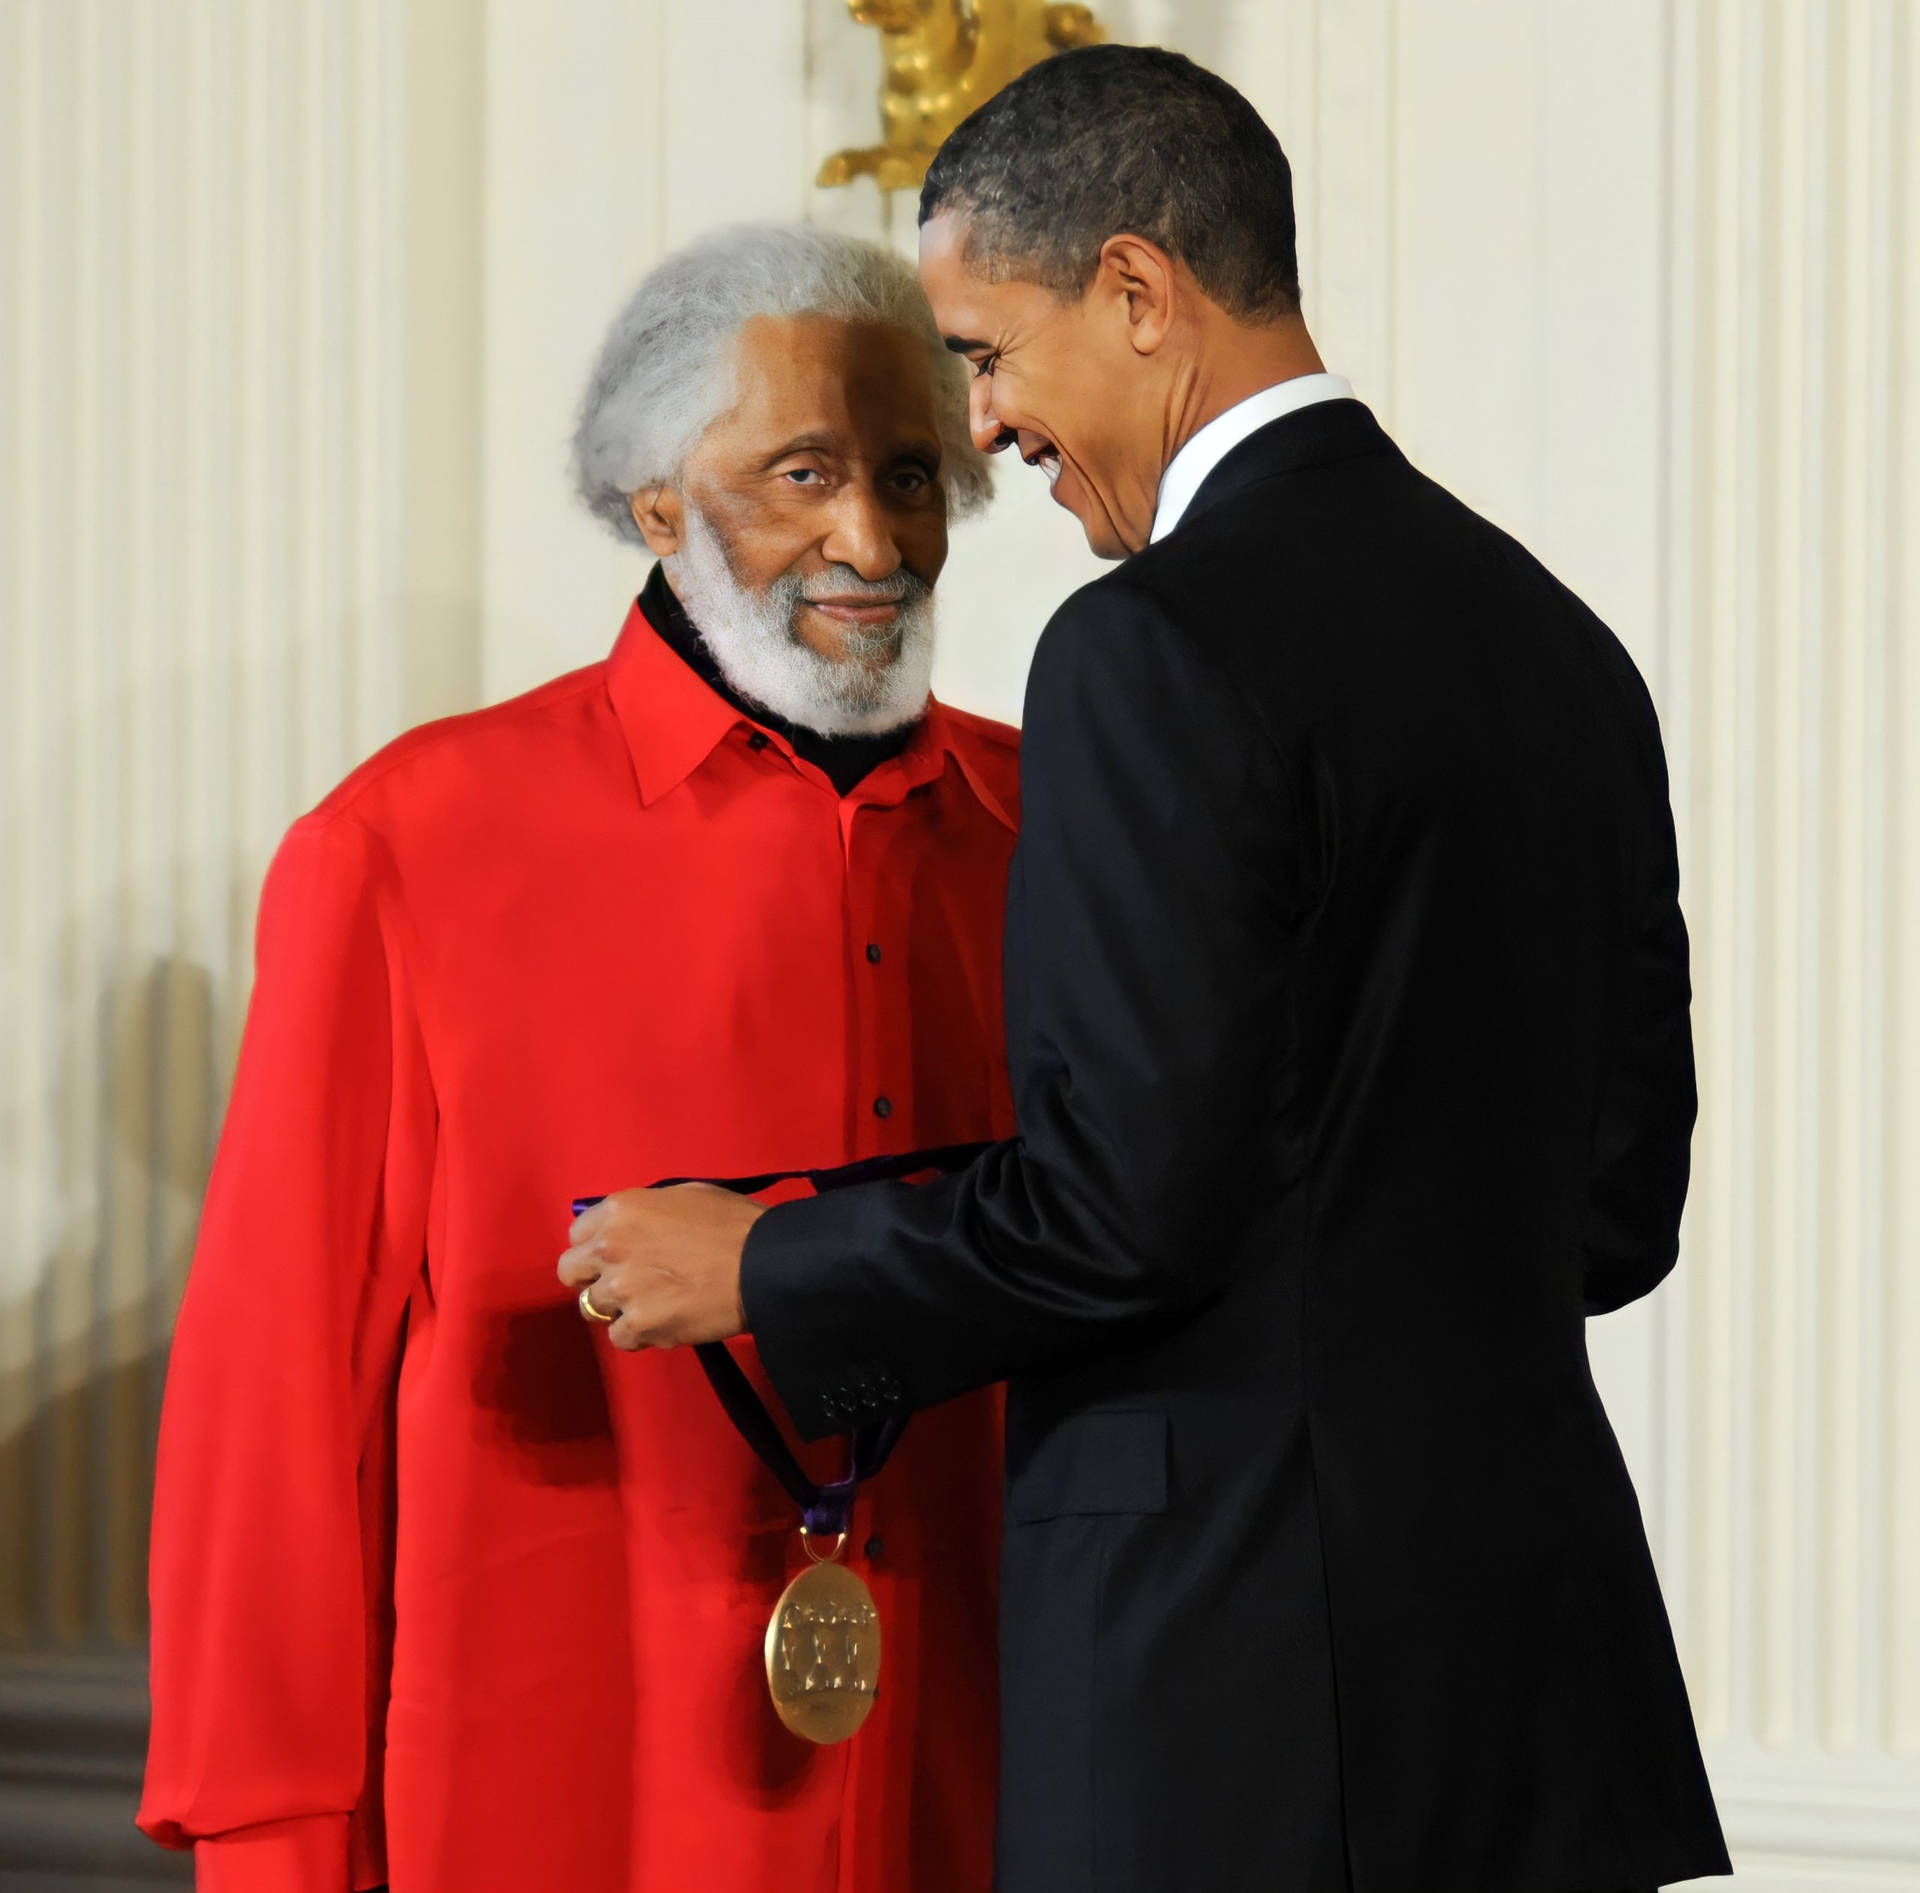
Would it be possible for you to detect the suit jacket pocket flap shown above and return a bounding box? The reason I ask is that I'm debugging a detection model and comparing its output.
[1006,1410,1170,1524]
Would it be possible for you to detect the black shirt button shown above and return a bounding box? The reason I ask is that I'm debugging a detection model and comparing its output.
[747,731,770,751]
[864,1535,885,1560]
[872,1096,892,1119]
[866,942,883,964]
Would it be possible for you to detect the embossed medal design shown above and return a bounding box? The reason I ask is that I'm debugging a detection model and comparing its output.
[765,1551,882,1744]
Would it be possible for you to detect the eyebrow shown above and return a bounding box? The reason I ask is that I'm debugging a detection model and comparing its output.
[756,432,838,467]
[944,336,993,355]
[755,432,943,470]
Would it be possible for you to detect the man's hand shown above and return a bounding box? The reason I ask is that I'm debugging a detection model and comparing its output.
[557,1184,765,1351]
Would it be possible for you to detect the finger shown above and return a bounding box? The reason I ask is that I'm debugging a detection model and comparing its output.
[568,1197,615,1245]
[607,1307,661,1351]
[556,1244,603,1290]
[579,1280,620,1324]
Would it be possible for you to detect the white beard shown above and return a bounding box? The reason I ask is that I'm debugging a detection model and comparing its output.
[663,505,937,737]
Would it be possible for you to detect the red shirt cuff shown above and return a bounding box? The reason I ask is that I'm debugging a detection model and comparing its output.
[194,1813,349,1893]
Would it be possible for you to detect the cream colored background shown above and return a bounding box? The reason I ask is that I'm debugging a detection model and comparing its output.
[0,1,1915,1887]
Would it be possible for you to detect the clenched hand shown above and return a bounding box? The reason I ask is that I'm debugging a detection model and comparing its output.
[557,1184,765,1351]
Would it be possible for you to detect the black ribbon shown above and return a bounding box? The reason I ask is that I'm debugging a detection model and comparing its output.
[573,1141,987,1537]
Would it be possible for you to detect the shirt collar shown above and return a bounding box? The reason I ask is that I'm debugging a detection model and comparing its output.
[605,597,747,805]
[1151,371,1354,543]
[911,699,1018,832]
[604,597,1016,831]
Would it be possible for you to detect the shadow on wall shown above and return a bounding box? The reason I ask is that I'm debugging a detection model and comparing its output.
[0,953,217,1888]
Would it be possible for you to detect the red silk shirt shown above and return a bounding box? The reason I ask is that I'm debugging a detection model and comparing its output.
[139,598,1020,1892]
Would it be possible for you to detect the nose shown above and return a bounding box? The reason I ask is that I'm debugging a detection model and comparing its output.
[819,482,904,582]
[968,376,1015,456]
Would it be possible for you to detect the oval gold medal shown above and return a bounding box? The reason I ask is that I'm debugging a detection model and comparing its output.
[764,1556,882,1745]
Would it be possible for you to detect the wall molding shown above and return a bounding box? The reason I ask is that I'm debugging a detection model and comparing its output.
[1712,1763,1920,1866]
[0,1652,186,1887]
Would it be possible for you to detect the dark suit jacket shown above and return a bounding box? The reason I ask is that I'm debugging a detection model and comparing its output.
[742,400,1731,1893]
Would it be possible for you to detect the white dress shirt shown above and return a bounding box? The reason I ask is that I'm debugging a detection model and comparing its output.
[1150,371,1354,543]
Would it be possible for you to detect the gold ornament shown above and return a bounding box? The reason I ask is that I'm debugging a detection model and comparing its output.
[818,0,1107,195]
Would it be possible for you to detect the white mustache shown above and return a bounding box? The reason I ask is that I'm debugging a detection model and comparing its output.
[796,568,929,606]
[781,566,932,654]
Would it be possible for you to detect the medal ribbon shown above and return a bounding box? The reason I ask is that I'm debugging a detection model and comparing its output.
[573,1140,988,1539]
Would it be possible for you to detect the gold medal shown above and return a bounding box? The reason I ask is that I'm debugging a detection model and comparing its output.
[764,1538,882,1744]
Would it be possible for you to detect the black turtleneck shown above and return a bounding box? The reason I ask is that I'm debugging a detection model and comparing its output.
[638,564,917,797]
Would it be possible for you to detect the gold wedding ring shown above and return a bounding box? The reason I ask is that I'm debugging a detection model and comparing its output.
[578,1283,615,1324]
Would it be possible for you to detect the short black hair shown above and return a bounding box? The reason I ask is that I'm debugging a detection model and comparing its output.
[919,45,1300,320]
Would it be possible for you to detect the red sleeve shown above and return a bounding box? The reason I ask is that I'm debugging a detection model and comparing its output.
[139,812,433,1891]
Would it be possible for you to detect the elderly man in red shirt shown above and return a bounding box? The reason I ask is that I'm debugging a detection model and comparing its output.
[139,225,1017,1893]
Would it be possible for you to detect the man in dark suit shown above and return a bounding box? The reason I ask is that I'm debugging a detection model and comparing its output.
[561,45,1732,1893]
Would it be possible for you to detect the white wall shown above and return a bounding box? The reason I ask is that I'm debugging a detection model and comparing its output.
[1,2,1914,1885]
[0,0,438,1644]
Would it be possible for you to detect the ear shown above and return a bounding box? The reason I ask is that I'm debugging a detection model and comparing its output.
[1093,234,1179,357]
[629,485,686,557]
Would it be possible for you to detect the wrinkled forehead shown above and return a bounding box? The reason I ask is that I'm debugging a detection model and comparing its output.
[915,209,1061,349]
[702,312,939,459]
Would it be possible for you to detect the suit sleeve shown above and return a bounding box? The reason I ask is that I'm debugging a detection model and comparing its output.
[743,587,1309,1438]
[1581,713,1697,1315]
[138,813,432,1891]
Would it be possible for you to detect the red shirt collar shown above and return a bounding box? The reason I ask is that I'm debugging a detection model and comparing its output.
[604,597,1015,831]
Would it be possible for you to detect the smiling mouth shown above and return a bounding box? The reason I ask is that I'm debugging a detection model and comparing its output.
[1022,441,1064,489]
